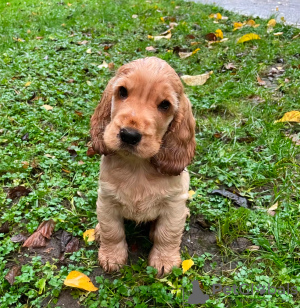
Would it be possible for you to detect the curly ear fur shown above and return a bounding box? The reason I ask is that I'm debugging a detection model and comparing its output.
[90,78,115,155]
[151,94,196,176]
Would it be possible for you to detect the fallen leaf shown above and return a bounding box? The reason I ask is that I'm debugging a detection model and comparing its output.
[146,46,157,52]
[182,259,194,274]
[209,13,223,20]
[98,61,108,69]
[5,266,21,285]
[78,160,85,165]
[257,75,266,86]
[11,233,28,243]
[215,29,223,39]
[0,221,9,233]
[60,230,73,252]
[274,111,300,123]
[36,36,43,40]
[37,219,55,239]
[247,245,260,251]
[181,72,212,86]
[86,48,92,54]
[246,19,256,26]
[67,79,74,83]
[108,62,115,70]
[8,186,31,200]
[178,51,193,59]
[67,147,77,158]
[237,33,261,43]
[65,237,80,253]
[233,22,243,30]
[267,19,276,27]
[22,161,29,169]
[286,133,300,145]
[205,33,217,41]
[148,30,171,41]
[24,81,31,87]
[268,202,278,212]
[64,271,98,291]
[132,14,138,18]
[23,232,47,248]
[188,190,195,200]
[62,168,71,173]
[67,2,72,6]
[42,105,53,111]
[77,40,88,45]
[83,229,95,242]
[224,63,236,70]
[274,32,283,36]
[211,189,250,208]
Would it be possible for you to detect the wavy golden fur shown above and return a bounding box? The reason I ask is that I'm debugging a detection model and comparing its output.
[90,57,196,275]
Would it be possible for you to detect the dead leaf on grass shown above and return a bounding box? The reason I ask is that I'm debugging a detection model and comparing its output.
[257,75,266,86]
[8,186,31,200]
[237,33,261,43]
[274,111,300,123]
[247,245,260,251]
[181,72,212,86]
[23,232,47,248]
[224,63,236,70]
[5,266,21,285]
[11,233,28,243]
[286,133,300,145]
[211,189,250,208]
[86,48,92,54]
[37,219,55,239]
[83,229,95,242]
[77,40,88,45]
[65,237,80,253]
[98,61,108,69]
[42,105,53,111]
[0,221,9,233]
[64,271,98,291]
[148,30,171,41]
[24,81,31,87]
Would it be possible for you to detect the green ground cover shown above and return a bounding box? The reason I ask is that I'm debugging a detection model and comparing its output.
[0,0,299,307]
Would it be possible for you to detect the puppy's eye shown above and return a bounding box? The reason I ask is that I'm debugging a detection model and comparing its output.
[119,86,128,99]
[158,100,171,111]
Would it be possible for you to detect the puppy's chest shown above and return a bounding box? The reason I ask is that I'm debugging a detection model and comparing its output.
[101,172,170,221]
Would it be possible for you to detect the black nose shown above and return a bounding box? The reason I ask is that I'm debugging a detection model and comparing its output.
[119,127,142,145]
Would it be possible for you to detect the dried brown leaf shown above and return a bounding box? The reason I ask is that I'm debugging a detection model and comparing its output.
[65,237,80,253]
[0,221,9,233]
[5,266,21,285]
[23,232,47,248]
[8,186,31,200]
[37,219,55,239]
[11,233,28,243]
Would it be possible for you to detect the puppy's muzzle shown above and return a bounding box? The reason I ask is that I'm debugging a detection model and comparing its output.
[119,127,142,146]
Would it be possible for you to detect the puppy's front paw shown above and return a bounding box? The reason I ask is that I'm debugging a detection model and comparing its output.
[148,247,181,276]
[98,242,128,272]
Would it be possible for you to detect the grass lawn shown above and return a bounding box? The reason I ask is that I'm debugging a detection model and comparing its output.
[0,0,300,307]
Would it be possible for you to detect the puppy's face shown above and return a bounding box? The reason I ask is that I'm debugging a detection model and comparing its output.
[103,59,183,158]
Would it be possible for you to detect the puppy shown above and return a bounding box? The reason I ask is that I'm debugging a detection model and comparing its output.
[90,57,196,276]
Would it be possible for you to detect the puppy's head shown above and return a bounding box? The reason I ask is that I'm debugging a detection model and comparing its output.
[90,57,196,175]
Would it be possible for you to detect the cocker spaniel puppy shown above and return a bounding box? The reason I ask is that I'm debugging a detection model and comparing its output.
[90,57,196,276]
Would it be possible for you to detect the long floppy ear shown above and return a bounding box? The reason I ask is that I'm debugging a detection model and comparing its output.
[151,94,196,176]
[90,78,115,155]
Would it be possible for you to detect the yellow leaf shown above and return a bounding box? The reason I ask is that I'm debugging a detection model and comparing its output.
[86,48,92,54]
[192,48,200,54]
[246,19,256,26]
[267,19,276,27]
[83,229,95,242]
[216,13,222,20]
[27,29,31,33]
[25,81,31,87]
[181,72,211,86]
[209,13,222,20]
[215,29,223,39]
[148,31,171,41]
[274,111,300,123]
[67,2,72,6]
[233,22,243,30]
[182,259,194,274]
[268,202,278,212]
[64,271,98,291]
[160,17,164,22]
[188,190,195,200]
[237,33,261,43]
[42,105,53,111]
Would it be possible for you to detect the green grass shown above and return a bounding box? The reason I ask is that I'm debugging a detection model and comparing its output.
[0,0,300,307]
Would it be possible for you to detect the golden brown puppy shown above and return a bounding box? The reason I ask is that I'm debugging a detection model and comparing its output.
[90,57,196,276]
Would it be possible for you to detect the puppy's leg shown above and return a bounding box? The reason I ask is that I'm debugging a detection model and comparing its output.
[96,197,128,272]
[148,201,189,276]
